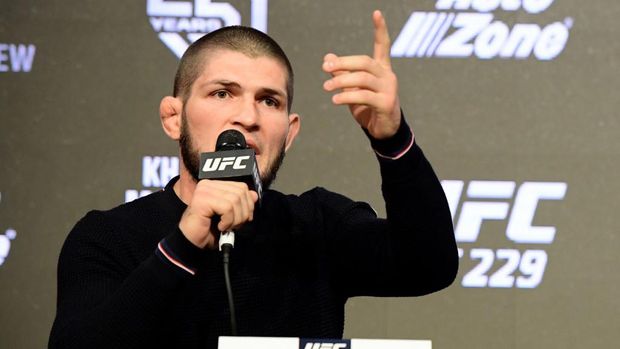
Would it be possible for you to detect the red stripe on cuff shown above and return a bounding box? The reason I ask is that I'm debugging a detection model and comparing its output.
[157,242,196,275]
[374,135,415,160]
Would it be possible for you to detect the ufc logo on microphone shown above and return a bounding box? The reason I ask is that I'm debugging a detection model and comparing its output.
[202,156,250,172]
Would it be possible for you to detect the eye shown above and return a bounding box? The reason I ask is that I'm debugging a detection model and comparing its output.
[262,97,280,108]
[212,90,230,99]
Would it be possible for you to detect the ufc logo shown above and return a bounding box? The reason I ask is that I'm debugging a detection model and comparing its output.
[442,180,567,244]
[202,156,249,172]
[303,344,347,349]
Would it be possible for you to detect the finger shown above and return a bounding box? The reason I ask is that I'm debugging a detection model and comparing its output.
[324,71,381,92]
[322,53,338,74]
[225,183,255,227]
[249,190,259,203]
[323,55,384,76]
[201,183,251,231]
[246,190,257,221]
[204,187,242,231]
[212,181,253,216]
[332,89,380,107]
[198,179,249,193]
[227,184,254,229]
[373,10,392,68]
[329,69,348,78]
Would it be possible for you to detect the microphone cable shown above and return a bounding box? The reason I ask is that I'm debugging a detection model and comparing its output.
[219,231,237,336]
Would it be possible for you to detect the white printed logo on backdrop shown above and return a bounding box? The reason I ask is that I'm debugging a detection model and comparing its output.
[392,0,573,60]
[147,0,269,58]
[0,192,18,266]
[0,43,36,73]
[125,156,179,202]
[441,180,567,289]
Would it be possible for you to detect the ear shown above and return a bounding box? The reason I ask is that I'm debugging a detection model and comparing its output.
[284,113,301,152]
[159,96,183,140]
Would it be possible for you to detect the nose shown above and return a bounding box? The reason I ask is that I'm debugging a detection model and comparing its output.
[231,97,259,131]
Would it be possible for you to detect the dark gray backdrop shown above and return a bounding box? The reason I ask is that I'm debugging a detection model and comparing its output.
[1,0,618,348]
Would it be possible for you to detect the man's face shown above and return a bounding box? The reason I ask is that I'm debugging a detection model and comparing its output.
[179,49,297,189]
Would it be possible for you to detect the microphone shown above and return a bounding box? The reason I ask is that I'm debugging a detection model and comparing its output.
[199,129,262,200]
[198,130,262,250]
[199,129,260,336]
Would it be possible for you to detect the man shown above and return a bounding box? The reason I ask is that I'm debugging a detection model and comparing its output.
[49,11,458,349]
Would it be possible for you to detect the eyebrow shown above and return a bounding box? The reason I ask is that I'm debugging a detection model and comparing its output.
[202,79,240,89]
[201,79,287,101]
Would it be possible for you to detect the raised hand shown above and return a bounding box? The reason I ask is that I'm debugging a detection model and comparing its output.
[322,10,403,140]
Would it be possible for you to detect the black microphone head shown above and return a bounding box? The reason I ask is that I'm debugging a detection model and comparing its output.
[216,129,247,151]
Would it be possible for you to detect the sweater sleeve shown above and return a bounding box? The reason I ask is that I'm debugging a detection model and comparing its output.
[48,212,201,348]
[330,115,459,298]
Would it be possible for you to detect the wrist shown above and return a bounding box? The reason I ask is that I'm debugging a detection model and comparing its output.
[155,228,207,276]
[179,209,216,249]
[364,110,414,160]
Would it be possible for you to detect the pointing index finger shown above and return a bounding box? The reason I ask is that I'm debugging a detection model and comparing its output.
[373,10,392,68]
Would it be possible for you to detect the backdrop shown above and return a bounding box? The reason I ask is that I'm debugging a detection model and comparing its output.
[1,0,618,348]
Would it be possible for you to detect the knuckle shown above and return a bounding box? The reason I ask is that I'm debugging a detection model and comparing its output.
[195,182,209,193]
[223,200,234,212]
[387,71,397,82]
[361,73,373,86]
[232,182,249,195]
[330,74,342,86]
[232,194,242,206]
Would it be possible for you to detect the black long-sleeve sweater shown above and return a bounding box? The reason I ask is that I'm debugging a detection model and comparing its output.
[49,124,458,348]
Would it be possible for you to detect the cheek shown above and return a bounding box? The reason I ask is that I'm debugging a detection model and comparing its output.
[264,127,288,154]
[260,124,287,154]
[267,116,291,138]
[184,108,223,150]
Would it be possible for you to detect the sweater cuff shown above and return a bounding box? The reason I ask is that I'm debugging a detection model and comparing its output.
[155,228,204,276]
[378,141,424,185]
[363,110,414,160]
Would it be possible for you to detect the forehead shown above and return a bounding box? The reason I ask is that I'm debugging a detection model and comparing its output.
[193,49,288,90]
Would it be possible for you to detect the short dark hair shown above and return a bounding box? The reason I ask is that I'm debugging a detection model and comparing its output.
[173,26,294,111]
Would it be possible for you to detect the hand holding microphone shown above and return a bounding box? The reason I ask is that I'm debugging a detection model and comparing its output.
[179,130,261,250]
[180,130,259,335]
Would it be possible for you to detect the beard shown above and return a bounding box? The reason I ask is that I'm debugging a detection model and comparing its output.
[179,112,286,191]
